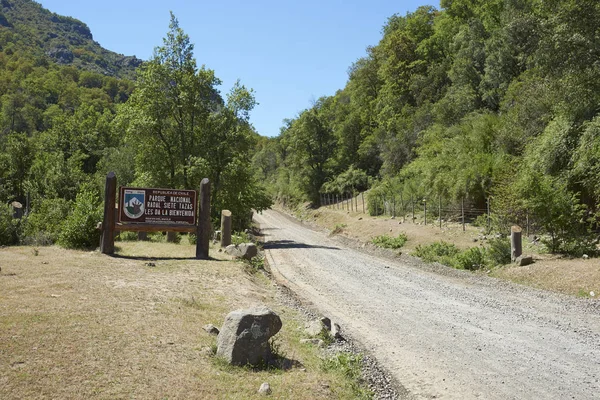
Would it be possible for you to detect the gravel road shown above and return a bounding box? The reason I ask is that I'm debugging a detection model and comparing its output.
[255,209,600,400]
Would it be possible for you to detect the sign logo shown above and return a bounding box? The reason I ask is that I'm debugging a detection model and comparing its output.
[123,189,145,219]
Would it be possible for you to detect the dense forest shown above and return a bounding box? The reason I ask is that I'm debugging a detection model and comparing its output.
[0,0,270,247]
[254,0,600,255]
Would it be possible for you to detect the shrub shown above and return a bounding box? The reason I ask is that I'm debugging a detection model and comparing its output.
[414,241,460,266]
[0,204,19,245]
[22,198,71,244]
[454,247,487,270]
[57,188,102,249]
[116,231,138,241]
[486,237,511,266]
[371,233,408,249]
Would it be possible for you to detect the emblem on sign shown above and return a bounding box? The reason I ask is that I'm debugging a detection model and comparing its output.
[123,189,145,219]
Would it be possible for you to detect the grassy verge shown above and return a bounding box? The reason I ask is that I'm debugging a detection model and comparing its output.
[0,242,370,399]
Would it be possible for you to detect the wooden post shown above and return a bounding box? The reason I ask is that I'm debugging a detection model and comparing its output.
[511,225,522,262]
[167,232,177,242]
[101,172,116,255]
[487,197,491,232]
[462,197,465,232]
[221,210,232,247]
[196,178,211,260]
[439,195,442,229]
[361,193,365,214]
[401,193,405,223]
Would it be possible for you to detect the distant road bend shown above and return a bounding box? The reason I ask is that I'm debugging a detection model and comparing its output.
[255,209,600,400]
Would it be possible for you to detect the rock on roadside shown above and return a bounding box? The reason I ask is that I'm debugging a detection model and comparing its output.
[225,243,258,260]
[216,306,282,366]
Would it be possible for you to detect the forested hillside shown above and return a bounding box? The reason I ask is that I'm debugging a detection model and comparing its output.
[256,0,600,254]
[0,1,270,247]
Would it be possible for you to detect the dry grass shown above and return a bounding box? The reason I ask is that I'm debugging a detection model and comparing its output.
[303,206,600,298]
[491,256,600,298]
[0,242,364,399]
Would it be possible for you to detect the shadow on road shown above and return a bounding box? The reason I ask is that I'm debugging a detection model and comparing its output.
[263,240,340,250]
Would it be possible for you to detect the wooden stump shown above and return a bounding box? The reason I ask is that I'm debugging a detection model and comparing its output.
[101,172,116,255]
[196,178,211,260]
[221,210,232,247]
[511,225,522,262]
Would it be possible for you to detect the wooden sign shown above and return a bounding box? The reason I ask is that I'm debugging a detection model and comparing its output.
[119,187,197,225]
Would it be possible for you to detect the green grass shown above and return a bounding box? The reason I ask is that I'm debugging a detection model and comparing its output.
[371,233,408,249]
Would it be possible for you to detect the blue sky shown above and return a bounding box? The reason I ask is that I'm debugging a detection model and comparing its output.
[39,0,435,137]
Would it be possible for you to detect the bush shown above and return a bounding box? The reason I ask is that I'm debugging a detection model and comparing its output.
[486,237,511,266]
[414,241,461,265]
[22,198,71,244]
[454,247,487,270]
[116,231,138,241]
[0,204,20,245]
[57,188,102,249]
[372,233,408,249]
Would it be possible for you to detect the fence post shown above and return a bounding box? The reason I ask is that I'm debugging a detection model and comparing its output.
[487,197,491,232]
[221,210,232,247]
[362,193,365,214]
[462,197,465,232]
[100,172,116,255]
[439,195,442,229]
[196,178,211,260]
[511,225,522,262]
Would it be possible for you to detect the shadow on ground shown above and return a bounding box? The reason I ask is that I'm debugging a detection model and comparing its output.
[263,240,340,251]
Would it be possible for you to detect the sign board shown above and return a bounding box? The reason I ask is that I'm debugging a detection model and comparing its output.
[119,187,197,225]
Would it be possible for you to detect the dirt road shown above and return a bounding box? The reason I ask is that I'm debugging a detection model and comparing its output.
[255,209,600,399]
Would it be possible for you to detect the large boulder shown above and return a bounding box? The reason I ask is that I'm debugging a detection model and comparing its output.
[515,255,534,266]
[216,306,282,366]
[225,243,258,260]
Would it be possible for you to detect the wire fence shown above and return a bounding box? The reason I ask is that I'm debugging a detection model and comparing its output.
[319,192,537,236]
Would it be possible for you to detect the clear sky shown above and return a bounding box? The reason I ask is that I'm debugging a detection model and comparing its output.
[38,0,435,137]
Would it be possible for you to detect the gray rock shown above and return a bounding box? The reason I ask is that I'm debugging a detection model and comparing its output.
[582,254,589,260]
[515,255,534,266]
[203,324,220,336]
[331,322,342,339]
[225,243,258,260]
[320,316,331,331]
[216,306,282,366]
[258,382,272,395]
[305,320,324,336]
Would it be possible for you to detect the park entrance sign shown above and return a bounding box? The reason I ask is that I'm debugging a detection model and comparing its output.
[119,187,197,225]
[100,172,211,259]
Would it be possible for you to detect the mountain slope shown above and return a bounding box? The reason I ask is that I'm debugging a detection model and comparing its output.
[0,0,142,78]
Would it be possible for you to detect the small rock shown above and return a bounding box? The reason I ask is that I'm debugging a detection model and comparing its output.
[389,229,393,232]
[582,254,589,260]
[515,255,534,267]
[320,317,331,331]
[331,322,342,339]
[145,262,156,267]
[358,217,363,220]
[199,346,214,357]
[203,324,220,336]
[590,291,595,297]
[472,238,478,243]
[258,382,272,395]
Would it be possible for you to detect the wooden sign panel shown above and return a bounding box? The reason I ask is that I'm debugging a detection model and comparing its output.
[119,187,197,225]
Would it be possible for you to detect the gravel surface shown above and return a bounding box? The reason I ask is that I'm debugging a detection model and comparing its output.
[255,209,600,400]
